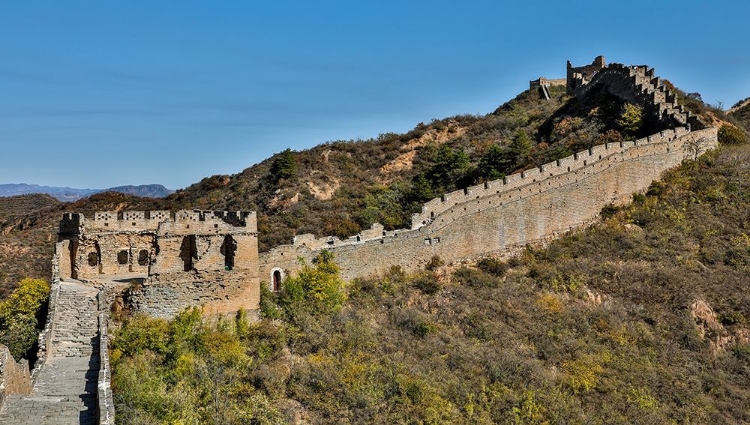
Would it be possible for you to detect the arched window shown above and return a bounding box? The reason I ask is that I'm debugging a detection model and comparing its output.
[87,252,98,267]
[137,249,149,266]
[272,270,282,292]
[117,250,129,265]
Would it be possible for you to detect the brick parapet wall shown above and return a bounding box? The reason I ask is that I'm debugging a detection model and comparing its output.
[0,345,31,411]
[80,210,256,233]
[410,127,689,229]
[97,291,115,425]
[571,63,697,129]
[31,242,62,382]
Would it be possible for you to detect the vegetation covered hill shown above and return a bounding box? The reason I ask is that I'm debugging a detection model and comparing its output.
[112,140,750,424]
[729,97,750,134]
[0,194,60,222]
[171,84,662,251]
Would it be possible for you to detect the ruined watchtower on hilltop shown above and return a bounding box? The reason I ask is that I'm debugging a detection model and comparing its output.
[58,210,260,317]
[566,55,606,94]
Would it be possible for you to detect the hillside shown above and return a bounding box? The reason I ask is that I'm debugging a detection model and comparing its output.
[171,84,664,251]
[729,97,750,134]
[112,141,750,424]
[0,194,60,222]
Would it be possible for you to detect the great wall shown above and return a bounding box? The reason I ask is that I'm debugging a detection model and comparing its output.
[0,56,720,423]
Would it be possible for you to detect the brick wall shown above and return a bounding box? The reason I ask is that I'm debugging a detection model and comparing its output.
[260,127,718,283]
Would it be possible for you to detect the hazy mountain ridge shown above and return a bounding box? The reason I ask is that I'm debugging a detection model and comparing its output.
[0,183,174,201]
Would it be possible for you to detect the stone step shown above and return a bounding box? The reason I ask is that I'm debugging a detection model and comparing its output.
[0,280,101,424]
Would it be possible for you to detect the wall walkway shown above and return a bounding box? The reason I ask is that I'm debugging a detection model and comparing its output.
[0,280,101,424]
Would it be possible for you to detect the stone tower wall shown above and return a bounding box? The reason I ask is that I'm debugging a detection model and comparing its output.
[58,210,260,317]
[566,55,606,93]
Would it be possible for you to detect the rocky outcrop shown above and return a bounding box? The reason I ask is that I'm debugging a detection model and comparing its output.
[690,298,750,354]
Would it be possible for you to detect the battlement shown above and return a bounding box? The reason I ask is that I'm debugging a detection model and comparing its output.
[566,57,705,130]
[69,210,257,234]
[410,126,691,229]
[292,223,390,249]
[261,125,717,282]
[93,210,171,222]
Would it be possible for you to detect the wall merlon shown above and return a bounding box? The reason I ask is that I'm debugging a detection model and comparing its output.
[520,167,542,181]
[589,145,608,158]
[503,173,523,188]
[59,213,84,236]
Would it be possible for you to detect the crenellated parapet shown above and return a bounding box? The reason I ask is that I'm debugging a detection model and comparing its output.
[56,209,261,317]
[410,127,693,229]
[75,210,255,234]
[260,125,718,282]
[566,55,607,93]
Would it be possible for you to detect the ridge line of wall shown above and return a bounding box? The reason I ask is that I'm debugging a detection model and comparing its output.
[259,126,717,282]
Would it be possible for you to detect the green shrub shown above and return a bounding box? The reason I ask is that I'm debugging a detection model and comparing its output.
[0,278,49,360]
[411,272,442,295]
[617,103,643,137]
[600,203,619,219]
[452,267,502,288]
[425,255,444,271]
[718,124,747,145]
[275,250,346,322]
[269,148,297,184]
[476,257,508,277]
[112,314,170,357]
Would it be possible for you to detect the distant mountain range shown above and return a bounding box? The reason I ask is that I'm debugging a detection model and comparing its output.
[0,183,174,202]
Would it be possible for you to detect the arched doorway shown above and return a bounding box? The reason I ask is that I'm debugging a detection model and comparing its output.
[180,235,197,272]
[272,270,282,292]
[220,235,237,270]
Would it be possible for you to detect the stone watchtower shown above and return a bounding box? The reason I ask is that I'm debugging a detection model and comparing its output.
[58,210,261,317]
[566,55,606,94]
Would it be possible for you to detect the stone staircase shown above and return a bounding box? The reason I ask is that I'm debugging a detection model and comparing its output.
[0,280,100,425]
[580,63,706,132]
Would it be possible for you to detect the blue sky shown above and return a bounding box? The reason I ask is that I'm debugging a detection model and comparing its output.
[1,1,749,190]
